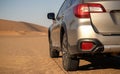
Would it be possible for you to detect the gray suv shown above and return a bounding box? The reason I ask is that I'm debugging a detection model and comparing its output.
[47,0,120,71]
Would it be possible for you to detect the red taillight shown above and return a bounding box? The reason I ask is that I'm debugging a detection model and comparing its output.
[81,42,94,50]
[74,3,106,18]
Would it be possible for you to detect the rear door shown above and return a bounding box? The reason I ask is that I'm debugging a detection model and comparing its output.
[86,0,120,35]
[51,0,72,47]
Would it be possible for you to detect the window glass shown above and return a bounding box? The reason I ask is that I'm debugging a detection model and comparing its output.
[56,0,71,20]
[70,0,80,5]
[70,0,75,5]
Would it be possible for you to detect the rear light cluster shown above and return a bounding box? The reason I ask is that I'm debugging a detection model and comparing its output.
[74,3,106,18]
[81,42,94,51]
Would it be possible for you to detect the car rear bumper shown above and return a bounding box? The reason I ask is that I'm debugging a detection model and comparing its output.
[104,45,120,53]
[68,39,120,55]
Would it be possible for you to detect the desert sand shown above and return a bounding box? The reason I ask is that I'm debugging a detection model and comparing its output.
[0,19,120,74]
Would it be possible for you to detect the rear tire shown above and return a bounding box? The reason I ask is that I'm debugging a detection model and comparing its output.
[50,48,59,58]
[62,33,79,71]
[62,52,79,71]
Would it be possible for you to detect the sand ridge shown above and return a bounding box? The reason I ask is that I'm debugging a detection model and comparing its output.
[0,19,48,36]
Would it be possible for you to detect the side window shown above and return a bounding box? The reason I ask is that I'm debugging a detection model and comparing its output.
[70,0,75,5]
[70,0,80,5]
[56,0,71,20]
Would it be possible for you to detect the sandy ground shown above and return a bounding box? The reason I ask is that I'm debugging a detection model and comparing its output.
[0,20,120,74]
[0,34,120,74]
[0,35,65,74]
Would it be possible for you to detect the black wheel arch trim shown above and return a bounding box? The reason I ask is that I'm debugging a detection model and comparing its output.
[48,27,51,44]
[60,21,70,53]
[60,21,67,44]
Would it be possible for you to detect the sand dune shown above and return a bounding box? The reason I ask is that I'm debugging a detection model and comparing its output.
[0,19,48,36]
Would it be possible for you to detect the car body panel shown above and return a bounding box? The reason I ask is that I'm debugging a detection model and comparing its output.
[50,21,61,48]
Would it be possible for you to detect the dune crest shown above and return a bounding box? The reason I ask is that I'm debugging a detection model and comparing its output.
[0,19,48,36]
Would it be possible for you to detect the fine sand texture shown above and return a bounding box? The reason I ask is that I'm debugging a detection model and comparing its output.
[0,19,120,74]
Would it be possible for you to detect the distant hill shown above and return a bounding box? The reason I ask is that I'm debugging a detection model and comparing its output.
[0,19,48,33]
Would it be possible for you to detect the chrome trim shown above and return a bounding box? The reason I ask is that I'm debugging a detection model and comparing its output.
[104,45,120,53]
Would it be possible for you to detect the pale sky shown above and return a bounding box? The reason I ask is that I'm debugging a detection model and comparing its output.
[0,0,64,27]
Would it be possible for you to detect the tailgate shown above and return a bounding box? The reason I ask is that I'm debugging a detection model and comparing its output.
[90,1,120,35]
